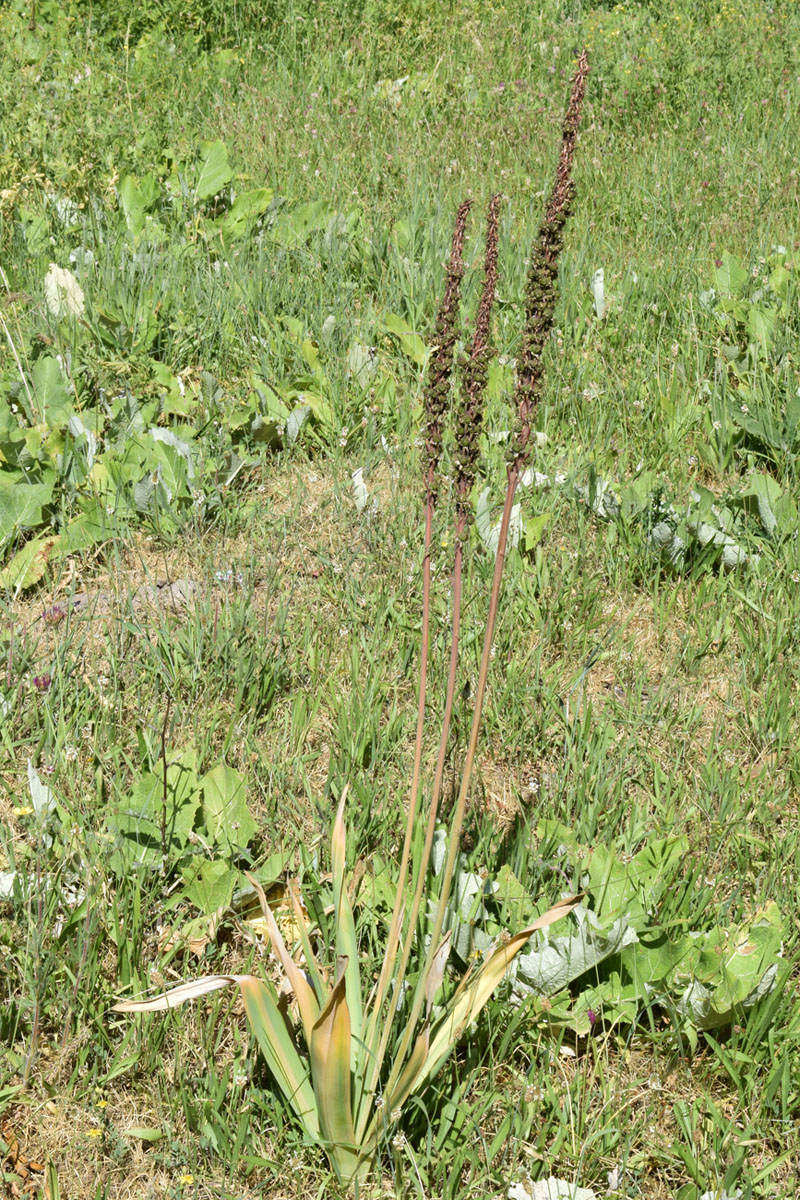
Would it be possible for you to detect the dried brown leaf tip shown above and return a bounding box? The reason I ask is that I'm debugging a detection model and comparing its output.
[514,49,590,464]
[424,198,472,501]
[456,193,502,522]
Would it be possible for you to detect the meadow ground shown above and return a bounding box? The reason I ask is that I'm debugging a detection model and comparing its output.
[1,1,799,1196]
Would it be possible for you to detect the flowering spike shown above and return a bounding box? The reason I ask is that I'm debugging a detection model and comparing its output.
[514,49,589,464]
[456,193,502,523]
[423,198,472,502]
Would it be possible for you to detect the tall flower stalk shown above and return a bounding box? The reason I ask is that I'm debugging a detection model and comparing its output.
[427,52,590,963]
[112,54,589,1191]
[362,198,473,1070]
[380,194,502,1083]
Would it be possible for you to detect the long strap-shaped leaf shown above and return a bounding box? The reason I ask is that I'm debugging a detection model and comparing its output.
[246,872,321,1047]
[287,876,328,1001]
[112,974,321,1143]
[309,960,359,1182]
[111,975,239,1012]
[381,933,452,1120]
[331,791,363,1053]
[414,896,580,1096]
[238,976,321,1142]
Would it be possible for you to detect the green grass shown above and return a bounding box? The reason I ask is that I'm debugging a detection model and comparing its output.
[1,0,800,1196]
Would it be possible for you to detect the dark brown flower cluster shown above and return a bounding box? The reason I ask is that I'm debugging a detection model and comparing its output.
[456,193,502,522]
[513,49,590,464]
[422,51,589,513]
[423,198,472,503]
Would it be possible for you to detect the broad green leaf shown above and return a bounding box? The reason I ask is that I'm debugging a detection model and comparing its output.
[166,748,200,809]
[202,763,257,853]
[383,312,428,366]
[193,140,233,202]
[487,358,515,400]
[119,175,146,235]
[218,188,274,237]
[31,356,72,424]
[19,206,49,253]
[278,315,305,341]
[181,860,237,915]
[769,263,790,299]
[147,438,190,502]
[586,835,687,927]
[747,304,778,353]
[295,390,333,430]
[54,501,119,557]
[109,751,201,864]
[0,533,57,590]
[713,252,747,299]
[301,338,327,386]
[523,511,551,554]
[734,471,783,536]
[0,477,54,540]
[151,361,195,417]
[347,342,377,388]
[123,1128,165,1143]
[268,200,353,246]
[494,864,535,926]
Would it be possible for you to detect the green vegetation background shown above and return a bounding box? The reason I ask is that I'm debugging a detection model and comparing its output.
[0,1,798,1197]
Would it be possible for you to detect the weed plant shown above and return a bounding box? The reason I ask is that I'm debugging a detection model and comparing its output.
[112,56,590,1191]
[1,2,800,1198]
